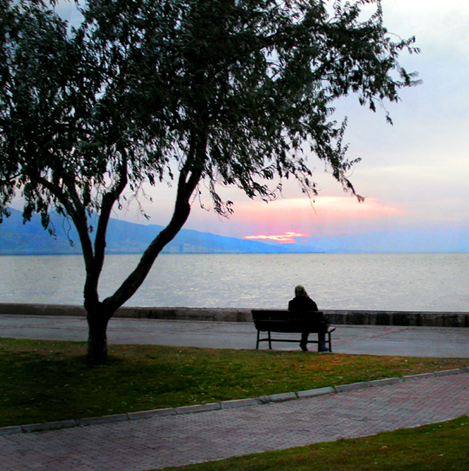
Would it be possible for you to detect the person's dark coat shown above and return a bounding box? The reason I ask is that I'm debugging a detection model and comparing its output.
[288,295,319,313]
[288,295,327,350]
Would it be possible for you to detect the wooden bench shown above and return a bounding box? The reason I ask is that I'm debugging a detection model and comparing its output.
[252,309,335,351]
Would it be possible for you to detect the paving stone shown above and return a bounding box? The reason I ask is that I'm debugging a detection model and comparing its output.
[434,368,464,377]
[257,395,272,404]
[76,414,128,427]
[0,426,23,436]
[220,398,260,409]
[21,420,77,434]
[335,382,371,392]
[402,372,436,381]
[269,392,298,402]
[127,408,177,420]
[176,403,221,414]
[369,377,401,387]
[297,387,335,398]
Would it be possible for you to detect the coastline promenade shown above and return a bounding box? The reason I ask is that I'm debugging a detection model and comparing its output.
[1,312,469,357]
[1,311,469,470]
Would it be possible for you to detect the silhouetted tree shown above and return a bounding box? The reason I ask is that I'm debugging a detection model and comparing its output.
[0,0,419,362]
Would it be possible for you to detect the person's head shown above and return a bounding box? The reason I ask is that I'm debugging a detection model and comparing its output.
[294,285,308,297]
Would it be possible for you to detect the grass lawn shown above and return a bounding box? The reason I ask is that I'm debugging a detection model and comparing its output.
[158,416,469,471]
[1,337,468,428]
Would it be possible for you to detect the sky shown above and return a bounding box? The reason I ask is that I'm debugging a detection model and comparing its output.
[43,1,469,252]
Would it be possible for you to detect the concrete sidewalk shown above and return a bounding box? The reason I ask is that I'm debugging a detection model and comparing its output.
[1,314,469,357]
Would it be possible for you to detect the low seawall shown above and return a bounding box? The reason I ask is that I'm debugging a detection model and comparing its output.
[0,303,468,328]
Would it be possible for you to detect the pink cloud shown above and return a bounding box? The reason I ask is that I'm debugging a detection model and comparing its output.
[244,231,309,244]
[235,196,404,223]
[186,195,406,240]
[234,197,405,237]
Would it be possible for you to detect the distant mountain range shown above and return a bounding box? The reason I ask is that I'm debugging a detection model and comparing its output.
[3,207,468,255]
[0,208,316,255]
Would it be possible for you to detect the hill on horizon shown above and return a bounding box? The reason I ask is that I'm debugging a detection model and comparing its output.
[0,208,315,255]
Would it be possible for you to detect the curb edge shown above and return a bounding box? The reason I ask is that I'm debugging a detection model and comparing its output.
[1,368,466,436]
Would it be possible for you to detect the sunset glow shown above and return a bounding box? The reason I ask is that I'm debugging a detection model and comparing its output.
[244,231,309,244]
[78,0,469,253]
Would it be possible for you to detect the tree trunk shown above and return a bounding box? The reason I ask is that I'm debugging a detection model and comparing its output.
[81,139,205,364]
[86,306,110,363]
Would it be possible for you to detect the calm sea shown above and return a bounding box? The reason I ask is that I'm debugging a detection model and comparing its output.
[1,253,468,312]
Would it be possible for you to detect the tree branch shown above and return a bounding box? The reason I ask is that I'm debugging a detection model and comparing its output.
[33,174,94,273]
[93,148,129,278]
[103,134,206,315]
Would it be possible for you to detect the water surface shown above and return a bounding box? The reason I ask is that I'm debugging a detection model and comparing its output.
[1,253,468,311]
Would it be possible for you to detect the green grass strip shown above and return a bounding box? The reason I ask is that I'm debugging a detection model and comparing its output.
[1,338,468,428]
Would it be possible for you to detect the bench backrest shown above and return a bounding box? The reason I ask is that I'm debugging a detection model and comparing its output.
[252,309,325,333]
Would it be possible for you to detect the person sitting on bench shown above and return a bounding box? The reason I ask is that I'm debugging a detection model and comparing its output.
[288,285,329,352]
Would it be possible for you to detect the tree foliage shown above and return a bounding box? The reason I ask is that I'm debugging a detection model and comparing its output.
[0,0,419,361]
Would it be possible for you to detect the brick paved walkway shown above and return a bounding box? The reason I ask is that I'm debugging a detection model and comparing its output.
[2,372,469,471]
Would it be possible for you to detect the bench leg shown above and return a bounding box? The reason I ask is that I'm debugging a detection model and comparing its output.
[268,331,272,350]
[256,330,260,350]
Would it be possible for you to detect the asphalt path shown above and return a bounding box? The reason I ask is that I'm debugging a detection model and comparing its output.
[1,314,469,357]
